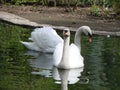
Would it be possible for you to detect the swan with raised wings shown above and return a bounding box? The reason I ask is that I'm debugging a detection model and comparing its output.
[53,26,92,69]
[21,26,63,52]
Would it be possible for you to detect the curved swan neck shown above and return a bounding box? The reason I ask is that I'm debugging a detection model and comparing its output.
[74,28,82,51]
[58,35,70,69]
[74,26,92,51]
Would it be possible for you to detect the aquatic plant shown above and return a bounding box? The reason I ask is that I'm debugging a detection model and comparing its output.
[90,4,101,16]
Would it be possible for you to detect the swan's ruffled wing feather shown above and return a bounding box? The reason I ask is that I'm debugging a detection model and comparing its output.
[29,27,63,52]
[20,41,41,51]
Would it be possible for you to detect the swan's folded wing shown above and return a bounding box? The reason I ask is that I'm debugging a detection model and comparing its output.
[69,44,84,68]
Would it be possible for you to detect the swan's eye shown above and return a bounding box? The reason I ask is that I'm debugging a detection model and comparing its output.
[64,30,68,33]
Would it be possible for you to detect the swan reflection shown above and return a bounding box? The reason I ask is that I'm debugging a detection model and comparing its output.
[53,67,84,84]
[26,51,53,77]
[26,51,89,90]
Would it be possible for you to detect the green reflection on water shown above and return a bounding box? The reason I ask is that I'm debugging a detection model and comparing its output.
[0,22,120,90]
[0,22,59,90]
[102,37,120,90]
[0,22,32,90]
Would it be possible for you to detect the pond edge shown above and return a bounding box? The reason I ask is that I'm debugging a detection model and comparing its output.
[0,11,120,37]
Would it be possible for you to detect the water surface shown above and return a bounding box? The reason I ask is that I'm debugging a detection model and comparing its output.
[0,22,120,90]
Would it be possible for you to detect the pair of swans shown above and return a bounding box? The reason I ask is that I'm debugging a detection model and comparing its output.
[21,26,92,69]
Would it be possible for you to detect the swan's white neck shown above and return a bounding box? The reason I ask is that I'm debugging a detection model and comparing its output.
[58,36,70,69]
[74,28,82,51]
[74,26,92,51]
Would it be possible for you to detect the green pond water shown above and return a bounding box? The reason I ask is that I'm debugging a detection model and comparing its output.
[0,22,120,90]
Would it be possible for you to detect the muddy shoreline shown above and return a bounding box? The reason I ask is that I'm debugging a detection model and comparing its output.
[0,5,120,32]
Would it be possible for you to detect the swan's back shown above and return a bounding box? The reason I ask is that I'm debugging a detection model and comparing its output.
[31,27,63,52]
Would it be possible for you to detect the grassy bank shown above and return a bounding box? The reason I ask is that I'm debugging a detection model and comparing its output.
[0,0,120,19]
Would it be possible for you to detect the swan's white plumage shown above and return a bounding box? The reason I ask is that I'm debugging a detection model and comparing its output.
[53,43,63,66]
[21,26,63,52]
[69,44,84,68]
[20,41,41,51]
[53,26,92,69]
[53,43,84,69]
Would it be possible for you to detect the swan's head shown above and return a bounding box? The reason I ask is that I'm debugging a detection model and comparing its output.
[63,28,70,38]
[79,26,92,42]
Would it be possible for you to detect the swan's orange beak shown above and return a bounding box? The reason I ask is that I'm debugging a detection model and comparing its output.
[88,37,92,42]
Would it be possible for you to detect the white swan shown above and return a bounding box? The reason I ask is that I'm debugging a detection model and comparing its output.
[53,26,92,69]
[21,26,63,52]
